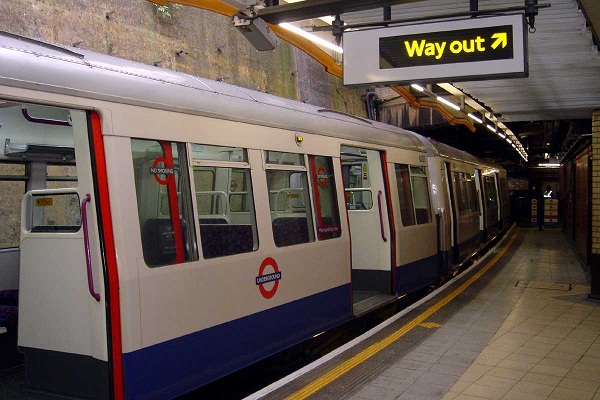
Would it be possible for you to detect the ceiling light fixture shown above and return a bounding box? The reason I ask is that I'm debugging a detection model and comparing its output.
[436,96,460,111]
[411,83,425,92]
[486,124,497,133]
[538,163,560,168]
[279,22,343,53]
[467,113,483,124]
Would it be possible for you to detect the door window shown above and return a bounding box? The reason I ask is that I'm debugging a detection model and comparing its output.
[132,139,198,267]
[265,151,315,247]
[191,144,258,258]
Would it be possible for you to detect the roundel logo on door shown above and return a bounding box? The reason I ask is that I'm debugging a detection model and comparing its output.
[256,257,282,299]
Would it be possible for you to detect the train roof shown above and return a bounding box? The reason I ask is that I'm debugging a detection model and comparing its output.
[0,32,425,152]
[415,133,506,173]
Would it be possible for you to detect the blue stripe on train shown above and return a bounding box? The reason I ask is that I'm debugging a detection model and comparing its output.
[122,284,353,400]
[395,254,439,296]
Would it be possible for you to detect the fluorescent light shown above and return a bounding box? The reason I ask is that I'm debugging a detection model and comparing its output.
[486,124,496,132]
[279,23,343,53]
[411,84,425,92]
[538,163,560,168]
[467,113,483,123]
[506,138,511,143]
[498,132,506,138]
[436,96,460,111]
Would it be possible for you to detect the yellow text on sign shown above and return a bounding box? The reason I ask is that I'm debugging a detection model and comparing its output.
[404,32,507,60]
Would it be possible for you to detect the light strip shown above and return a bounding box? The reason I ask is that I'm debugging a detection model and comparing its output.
[436,96,460,111]
[411,84,425,92]
[279,23,343,53]
[538,163,560,168]
[467,113,483,124]
[486,124,496,133]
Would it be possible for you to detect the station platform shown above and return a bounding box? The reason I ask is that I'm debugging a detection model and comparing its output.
[249,227,600,400]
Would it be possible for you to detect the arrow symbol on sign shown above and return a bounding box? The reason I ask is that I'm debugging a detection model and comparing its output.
[491,32,508,49]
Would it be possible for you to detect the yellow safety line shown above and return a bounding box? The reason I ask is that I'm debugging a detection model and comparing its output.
[286,228,521,400]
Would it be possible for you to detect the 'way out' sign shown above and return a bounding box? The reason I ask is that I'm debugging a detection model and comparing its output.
[343,14,527,86]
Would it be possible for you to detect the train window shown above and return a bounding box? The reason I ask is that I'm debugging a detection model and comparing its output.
[341,147,373,210]
[0,162,28,248]
[27,192,81,232]
[132,139,198,267]
[465,174,478,214]
[484,176,498,207]
[46,164,78,188]
[191,144,247,162]
[395,164,432,226]
[309,156,341,240]
[193,169,216,215]
[453,172,478,215]
[454,172,468,216]
[396,164,415,226]
[229,169,251,212]
[266,152,315,247]
[265,151,305,166]
[191,144,258,259]
[410,166,432,224]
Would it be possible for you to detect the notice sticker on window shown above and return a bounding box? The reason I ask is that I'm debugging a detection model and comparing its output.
[35,198,53,207]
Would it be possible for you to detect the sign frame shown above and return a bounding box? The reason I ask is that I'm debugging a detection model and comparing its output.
[343,14,528,86]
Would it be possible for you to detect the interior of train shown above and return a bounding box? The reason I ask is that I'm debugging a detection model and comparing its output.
[0,101,78,369]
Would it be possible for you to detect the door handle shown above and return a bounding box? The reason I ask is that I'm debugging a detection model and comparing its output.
[377,190,387,242]
[82,194,101,302]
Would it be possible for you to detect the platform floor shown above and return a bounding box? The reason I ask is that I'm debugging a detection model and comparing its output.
[252,227,600,400]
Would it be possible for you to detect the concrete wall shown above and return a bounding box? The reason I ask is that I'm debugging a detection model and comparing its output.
[0,0,366,116]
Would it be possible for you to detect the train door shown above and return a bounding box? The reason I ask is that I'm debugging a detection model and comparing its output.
[475,169,486,241]
[7,103,110,398]
[341,146,393,310]
[482,172,500,241]
[444,162,458,266]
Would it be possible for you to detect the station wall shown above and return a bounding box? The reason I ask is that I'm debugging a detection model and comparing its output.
[0,0,366,116]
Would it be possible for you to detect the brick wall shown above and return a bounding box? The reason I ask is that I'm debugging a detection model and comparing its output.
[591,110,600,298]
[593,110,600,255]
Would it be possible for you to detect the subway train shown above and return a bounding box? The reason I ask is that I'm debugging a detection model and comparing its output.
[0,32,510,400]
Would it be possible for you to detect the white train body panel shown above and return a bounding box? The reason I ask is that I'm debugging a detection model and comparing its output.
[0,32,510,400]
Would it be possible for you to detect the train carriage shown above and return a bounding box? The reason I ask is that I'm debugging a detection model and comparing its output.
[0,32,509,400]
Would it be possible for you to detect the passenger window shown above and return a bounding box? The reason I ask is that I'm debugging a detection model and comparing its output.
[132,139,198,267]
[341,147,373,210]
[395,164,432,226]
[396,164,415,226]
[454,172,468,216]
[484,176,498,207]
[1,103,79,246]
[191,144,258,259]
[410,166,432,224]
[0,163,28,248]
[229,169,251,212]
[309,156,341,240]
[46,164,78,189]
[466,175,479,213]
[26,192,81,232]
[266,151,315,247]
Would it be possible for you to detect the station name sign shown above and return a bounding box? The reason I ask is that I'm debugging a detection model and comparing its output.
[343,14,527,86]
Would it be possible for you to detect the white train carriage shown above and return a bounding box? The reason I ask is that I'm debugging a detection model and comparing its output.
[417,137,509,275]
[0,32,509,399]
